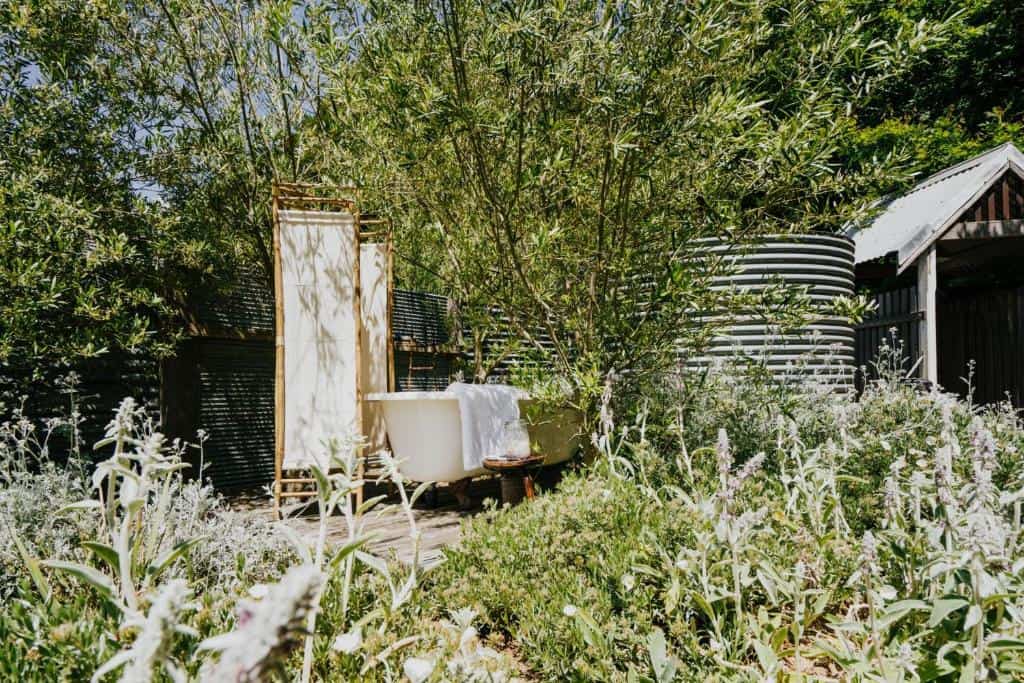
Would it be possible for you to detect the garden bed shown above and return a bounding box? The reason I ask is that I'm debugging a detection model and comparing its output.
[4,360,1024,680]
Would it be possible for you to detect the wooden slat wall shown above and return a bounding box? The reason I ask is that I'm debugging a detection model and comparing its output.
[938,284,1024,407]
[192,339,276,491]
[965,171,1024,222]
[854,285,921,377]
[0,354,161,463]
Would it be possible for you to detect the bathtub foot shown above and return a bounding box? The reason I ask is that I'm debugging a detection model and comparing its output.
[450,478,473,510]
[422,483,439,509]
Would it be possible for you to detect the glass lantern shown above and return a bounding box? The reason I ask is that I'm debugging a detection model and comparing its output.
[500,419,532,460]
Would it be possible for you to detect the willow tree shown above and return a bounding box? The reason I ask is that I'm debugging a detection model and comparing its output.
[0,0,177,362]
[1,0,334,363]
[313,0,942,395]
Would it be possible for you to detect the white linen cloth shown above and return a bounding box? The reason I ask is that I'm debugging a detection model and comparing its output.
[447,382,528,471]
[279,209,360,469]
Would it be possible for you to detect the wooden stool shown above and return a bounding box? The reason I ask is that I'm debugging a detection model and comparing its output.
[482,454,545,505]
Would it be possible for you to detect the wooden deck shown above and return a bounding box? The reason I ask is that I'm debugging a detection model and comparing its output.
[234,478,502,567]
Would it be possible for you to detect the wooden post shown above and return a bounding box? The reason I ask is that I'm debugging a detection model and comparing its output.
[387,234,395,394]
[272,185,285,519]
[353,209,365,510]
[917,245,938,385]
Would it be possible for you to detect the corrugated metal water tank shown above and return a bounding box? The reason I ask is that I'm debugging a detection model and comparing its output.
[685,234,856,389]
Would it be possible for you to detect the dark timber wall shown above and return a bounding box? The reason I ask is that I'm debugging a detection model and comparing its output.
[854,285,921,376]
[962,171,1024,223]
[938,284,1024,406]
[0,354,160,463]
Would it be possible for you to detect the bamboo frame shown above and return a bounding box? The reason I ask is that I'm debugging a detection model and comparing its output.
[272,185,285,518]
[352,203,365,511]
[271,183,393,517]
[387,236,396,394]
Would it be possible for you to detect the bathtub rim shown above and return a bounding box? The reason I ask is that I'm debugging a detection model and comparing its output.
[366,391,458,401]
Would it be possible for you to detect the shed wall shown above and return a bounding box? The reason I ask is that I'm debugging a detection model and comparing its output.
[854,286,921,376]
[938,284,1024,407]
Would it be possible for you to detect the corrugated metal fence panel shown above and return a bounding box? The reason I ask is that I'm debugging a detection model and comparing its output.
[195,340,276,491]
[193,274,451,347]
[185,288,455,489]
[0,354,160,463]
[854,285,920,376]
[191,266,275,333]
[0,280,457,490]
[684,235,857,388]
[460,308,559,381]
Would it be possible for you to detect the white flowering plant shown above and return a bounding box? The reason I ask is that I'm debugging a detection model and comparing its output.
[6,353,1024,681]
[420,366,1024,680]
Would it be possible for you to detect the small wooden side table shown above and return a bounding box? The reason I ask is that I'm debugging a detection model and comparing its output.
[482,454,545,505]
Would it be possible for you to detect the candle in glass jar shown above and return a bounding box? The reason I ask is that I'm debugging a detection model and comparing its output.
[502,419,532,458]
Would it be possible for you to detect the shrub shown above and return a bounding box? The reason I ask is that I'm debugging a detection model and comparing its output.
[0,396,513,682]
[5,355,1024,681]
[411,365,1024,679]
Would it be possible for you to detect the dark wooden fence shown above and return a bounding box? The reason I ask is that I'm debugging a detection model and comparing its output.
[0,354,161,463]
[938,284,1024,407]
[162,281,458,491]
[855,282,1024,407]
[854,285,921,376]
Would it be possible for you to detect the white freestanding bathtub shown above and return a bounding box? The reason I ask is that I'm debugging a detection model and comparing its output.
[365,391,583,483]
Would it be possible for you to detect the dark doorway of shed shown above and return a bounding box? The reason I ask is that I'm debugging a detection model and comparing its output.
[936,237,1024,408]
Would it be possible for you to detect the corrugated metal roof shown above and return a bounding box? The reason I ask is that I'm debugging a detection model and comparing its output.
[848,143,1024,268]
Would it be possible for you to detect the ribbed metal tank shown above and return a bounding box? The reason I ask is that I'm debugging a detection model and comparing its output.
[684,234,856,389]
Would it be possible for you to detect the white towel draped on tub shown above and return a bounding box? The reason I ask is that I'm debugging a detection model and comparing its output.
[447,382,528,471]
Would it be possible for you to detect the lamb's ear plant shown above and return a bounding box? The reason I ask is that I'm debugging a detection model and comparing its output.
[647,627,680,683]
[89,578,198,683]
[30,398,210,680]
[238,435,433,682]
[815,404,1024,681]
[197,564,325,682]
[44,399,200,612]
[256,434,371,683]
[330,448,435,677]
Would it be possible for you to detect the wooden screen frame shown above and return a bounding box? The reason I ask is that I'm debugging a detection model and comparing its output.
[271,182,394,517]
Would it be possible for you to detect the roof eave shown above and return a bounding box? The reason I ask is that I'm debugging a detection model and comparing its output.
[896,159,1014,274]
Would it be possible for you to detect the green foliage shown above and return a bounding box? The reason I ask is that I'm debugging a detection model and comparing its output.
[3,0,1019,374]
[0,0,326,364]
[847,0,1024,184]
[0,589,117,681]
[5,364,1024,680]
[403,367,1024,679]
[428,467,706,679]
[0,0,180,362]
[315,0,942,393]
